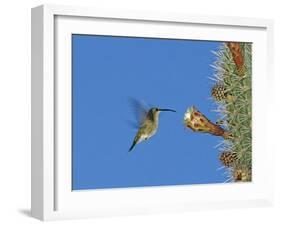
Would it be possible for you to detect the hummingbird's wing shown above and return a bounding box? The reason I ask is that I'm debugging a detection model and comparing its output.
[128,98,148,127]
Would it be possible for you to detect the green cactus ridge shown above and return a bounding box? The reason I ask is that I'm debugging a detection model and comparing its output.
[211,43,252,182]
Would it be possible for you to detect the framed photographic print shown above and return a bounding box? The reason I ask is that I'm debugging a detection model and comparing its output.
[31,4,274,221]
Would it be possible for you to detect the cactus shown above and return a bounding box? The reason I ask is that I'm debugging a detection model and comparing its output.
[211,83,234,102]
[211,42,252,182]
[219,151,237,167]
[211,84,227,101]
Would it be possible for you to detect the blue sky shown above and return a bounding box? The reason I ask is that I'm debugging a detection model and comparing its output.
[72,34,228,190]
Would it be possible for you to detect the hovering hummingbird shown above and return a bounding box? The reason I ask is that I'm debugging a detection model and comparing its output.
[128,99,176,152]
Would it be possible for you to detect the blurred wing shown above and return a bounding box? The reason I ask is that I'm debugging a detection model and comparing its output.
[126,119,140,129]
[128,98,148,127]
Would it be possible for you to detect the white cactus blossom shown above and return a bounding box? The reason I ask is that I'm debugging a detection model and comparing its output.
[183,106,194,122]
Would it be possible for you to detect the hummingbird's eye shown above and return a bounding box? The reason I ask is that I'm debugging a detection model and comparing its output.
[156,108,159,111]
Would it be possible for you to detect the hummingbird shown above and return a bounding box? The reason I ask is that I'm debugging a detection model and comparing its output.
[128,99,176,152]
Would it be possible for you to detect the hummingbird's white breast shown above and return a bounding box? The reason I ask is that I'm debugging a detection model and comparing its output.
[138,129,157,144]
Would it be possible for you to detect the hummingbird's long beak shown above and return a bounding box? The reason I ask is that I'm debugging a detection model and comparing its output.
[159,108,176,112]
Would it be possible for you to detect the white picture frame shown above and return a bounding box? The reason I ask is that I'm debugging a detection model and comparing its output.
[31,4,274,221]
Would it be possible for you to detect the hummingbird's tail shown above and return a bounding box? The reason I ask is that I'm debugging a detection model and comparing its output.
[129,139,137,152]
